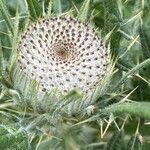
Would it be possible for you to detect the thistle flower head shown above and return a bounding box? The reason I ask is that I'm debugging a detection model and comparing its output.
[18,16,110,94]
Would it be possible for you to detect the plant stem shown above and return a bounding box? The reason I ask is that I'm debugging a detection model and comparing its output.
[100,101,150,119]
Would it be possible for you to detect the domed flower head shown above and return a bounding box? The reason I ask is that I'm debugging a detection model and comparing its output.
[17,16,110,94]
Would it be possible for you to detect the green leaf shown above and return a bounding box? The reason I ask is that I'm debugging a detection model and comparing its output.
[46,1,52,17]
[10,6,20,69]
[77,0,91,21]
[0,126,8,136]
[53,0,62,14]
[100,102,150,119]
[0,75,13,88]
[139,25,150,59]
[52,90,82,115]
[0,45,5,76]
[106,130,124,150]
[113,58,150,91]
[127,133,143,150]
[26,0,42,20]
[0,125,30,150]
[103,0,122,56]
[0,0,14,34]
[103,0,122,33]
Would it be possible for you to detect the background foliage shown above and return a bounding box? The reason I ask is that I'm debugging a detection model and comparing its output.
[0,0,150,149]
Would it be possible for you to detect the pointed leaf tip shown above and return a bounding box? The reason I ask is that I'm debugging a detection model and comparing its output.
[77,0,91,21]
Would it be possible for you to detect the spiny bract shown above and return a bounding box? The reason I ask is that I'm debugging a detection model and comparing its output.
[17,16,110,94]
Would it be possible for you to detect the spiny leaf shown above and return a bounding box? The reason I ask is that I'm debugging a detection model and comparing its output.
[52,90,82,115]
[139,25,150,59]
[100,102,150,119]
[106,130,124,150]
[113,58,150,91]
[77,0,91,21]
[0,45,5,76]
[0,125,30,150]
[0,0,14,34]
[10,6,20,69]
[103,0,122,33]
[26,0,42,20]
[0,75,13,89]
[103,0,122,56]
[52,0,62,14]
[0,126,8,136]
[29,80,40,112]
[127,133,143,150]
[25,115,46,131]
[46,1,52,17]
